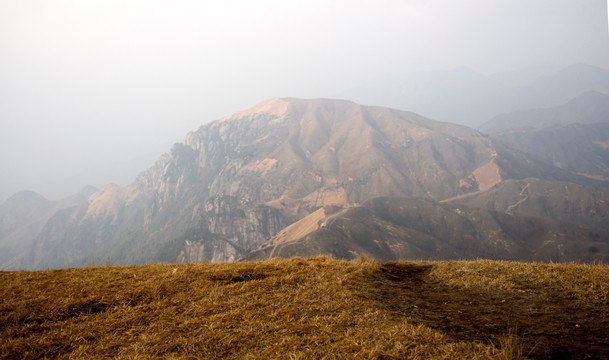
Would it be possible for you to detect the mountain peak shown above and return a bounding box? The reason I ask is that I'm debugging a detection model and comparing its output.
[218,97,363,123]
[6,190,48,203]
[559,63,609,74]
[219,98,293,122]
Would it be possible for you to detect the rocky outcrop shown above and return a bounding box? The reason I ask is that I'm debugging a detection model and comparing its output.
[172,195,289,263]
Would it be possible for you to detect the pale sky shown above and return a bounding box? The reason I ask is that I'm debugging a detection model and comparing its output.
[1,0,608,202]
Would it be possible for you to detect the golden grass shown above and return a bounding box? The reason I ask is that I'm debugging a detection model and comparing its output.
[1,257,608,359]
[427,260,609,302]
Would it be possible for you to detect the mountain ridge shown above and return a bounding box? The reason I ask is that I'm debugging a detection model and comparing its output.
[2,97,608,269]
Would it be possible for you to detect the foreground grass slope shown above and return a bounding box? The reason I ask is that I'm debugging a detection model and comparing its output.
[1,257,608,359]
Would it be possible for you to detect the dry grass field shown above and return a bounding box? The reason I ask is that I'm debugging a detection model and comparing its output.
[1,257,608,359]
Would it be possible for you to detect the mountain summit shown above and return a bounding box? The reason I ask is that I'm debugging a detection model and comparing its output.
[190,97,505,208]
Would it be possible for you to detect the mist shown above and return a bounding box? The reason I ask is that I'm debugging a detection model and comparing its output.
[1,0,608,203]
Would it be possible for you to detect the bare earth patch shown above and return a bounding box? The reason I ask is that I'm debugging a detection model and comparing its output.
[472,160,502,192]
[266,207,325,246]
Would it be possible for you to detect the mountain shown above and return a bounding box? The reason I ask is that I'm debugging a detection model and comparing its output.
[450,178,609,232]
[3,98,608,269]
[480,91,609,130]
[246,195,608,263]
[487,62,562,87]
[487,122,609,181]
[0,187,96,268]
[341,63,609,129]
[514,63,609,110]
[479,90,609,181]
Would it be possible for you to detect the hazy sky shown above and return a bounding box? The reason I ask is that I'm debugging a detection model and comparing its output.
[1,0,608,203]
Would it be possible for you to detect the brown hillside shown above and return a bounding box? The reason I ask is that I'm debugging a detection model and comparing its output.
[450,178,609,231]
[488,122,609,181]
[1,258,609,359]
[247,197,609,263]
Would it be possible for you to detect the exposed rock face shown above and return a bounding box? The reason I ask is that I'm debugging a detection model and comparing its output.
[4,97,608,269]
[19,144,292,269]
[172,195,288,263]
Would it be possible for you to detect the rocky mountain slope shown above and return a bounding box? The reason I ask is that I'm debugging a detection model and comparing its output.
[487,122,609,181]
[450,178,609,231]
[481,91,609,181]
[246,195,608,263]
[3,98,608,269]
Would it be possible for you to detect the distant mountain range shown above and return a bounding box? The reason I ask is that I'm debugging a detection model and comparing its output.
[480,91,609,130]
[479,91,609,181]
[2,64,609,269]
[341,63,609,129]
[0,187,96,268]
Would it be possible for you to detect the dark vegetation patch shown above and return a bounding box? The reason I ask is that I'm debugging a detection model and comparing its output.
[208,271,269,283]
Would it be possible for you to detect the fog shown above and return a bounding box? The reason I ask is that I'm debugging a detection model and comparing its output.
[1,0,608,203]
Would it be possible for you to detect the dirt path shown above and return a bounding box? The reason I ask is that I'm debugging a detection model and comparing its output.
[363,263,609,360]
[506,181,531,215]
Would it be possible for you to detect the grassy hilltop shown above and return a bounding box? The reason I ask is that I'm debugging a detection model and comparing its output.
[1,257,608,359]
